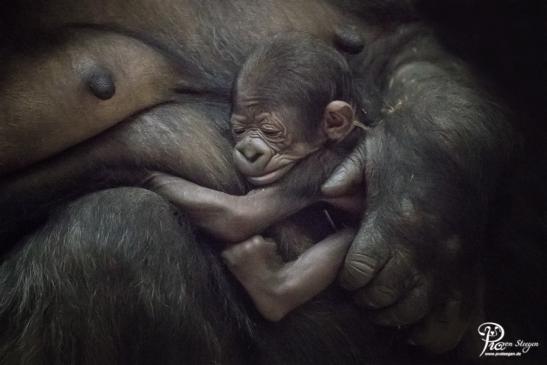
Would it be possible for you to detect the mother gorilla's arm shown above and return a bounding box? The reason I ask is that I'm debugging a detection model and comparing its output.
[323,25,513,353]
[0,29,183,176]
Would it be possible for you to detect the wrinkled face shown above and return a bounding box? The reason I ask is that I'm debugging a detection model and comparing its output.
[231,102,324,186]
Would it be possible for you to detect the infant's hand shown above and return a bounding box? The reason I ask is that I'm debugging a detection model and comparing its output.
[222,236,279,271]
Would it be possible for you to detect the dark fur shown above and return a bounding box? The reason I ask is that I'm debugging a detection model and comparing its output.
[0,0,546,364]
[276,131,363,199]
[235,34,357,135]
[234,33,365,196]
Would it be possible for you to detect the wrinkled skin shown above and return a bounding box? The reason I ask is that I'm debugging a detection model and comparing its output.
[231,110,315,186]
[1,0,545,364]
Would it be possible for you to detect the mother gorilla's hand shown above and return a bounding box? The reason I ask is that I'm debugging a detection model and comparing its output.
[322,130,478,354]
[321,29,511,350]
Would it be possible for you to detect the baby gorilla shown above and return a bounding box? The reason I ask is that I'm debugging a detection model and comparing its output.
[149,34,366,321]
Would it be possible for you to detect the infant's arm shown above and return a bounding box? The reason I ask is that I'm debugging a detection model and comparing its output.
[143,172,316,242]
[222,228,355,321]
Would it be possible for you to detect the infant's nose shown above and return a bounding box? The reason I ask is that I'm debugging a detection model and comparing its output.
[237,143,263,163]
[233,137,271,175]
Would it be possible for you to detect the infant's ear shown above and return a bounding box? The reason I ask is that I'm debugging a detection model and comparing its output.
[323,100,354,141]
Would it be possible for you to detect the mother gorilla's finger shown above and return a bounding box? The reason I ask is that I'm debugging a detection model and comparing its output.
[322,138,367,197]
[339,211,392,291]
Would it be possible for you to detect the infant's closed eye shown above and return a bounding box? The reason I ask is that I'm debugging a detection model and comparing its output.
[261,125,280,136]
[232,127,246,135]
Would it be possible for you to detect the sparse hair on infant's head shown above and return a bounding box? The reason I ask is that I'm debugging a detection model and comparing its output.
[234,33,360,132]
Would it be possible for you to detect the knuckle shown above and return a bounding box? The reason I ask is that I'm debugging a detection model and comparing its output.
[221,250,236,265]
[231,242,250,256]
[241,241,254,251]
[366,285,399,308]
[399,197,420,224]
[342,252,379,289]
[250,235,264,245]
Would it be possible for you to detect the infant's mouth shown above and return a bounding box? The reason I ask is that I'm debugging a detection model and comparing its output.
[245,164,293,186]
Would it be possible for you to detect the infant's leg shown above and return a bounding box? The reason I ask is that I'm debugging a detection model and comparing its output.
[222,229,355,321]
